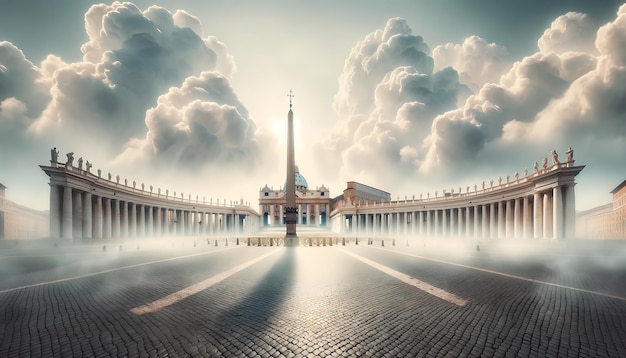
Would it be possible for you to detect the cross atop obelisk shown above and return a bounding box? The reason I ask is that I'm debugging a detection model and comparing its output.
[284,89,298,246]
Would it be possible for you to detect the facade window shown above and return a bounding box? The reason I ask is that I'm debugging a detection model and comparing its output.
[321,192,325,196]
[264,192,269,196]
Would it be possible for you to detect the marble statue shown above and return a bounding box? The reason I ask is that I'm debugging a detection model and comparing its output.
[86,161,92,172]
[498,177,502,185]
[534,162,539,172]
[566,147,574,162]
[482,181,485,190]
[66,152,74,166]
[116,175,120,183]
[125,178,128,186]
[77,157,83,170]
[141,183,145,191]
[551,150,559,165]
[51,147,59,163]
[150,185,153,193]
[515,171,519,181]
[108,172,111,181]
[490,179,494,187]
[133,180,136,188]
[97,169,101,177]
[524,168,528,177]
[542,156,548,169]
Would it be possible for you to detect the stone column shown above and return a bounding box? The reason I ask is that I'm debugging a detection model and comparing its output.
[130,203,137,237]
[94,196,103,239]
[543,192,553,238]
[147,206,154,237]
[456,208,463,237]
[396,212,402,236]
[62,186,73,239]
[72,190,83,238]
[564,185,576,239]
[138,205,145,237]
[533,193,543,239]
[441,210,447,237]
[465,207,472,238]
[315,204,321,226]
[121,201,128,238]
[372,213,378,236]
[553,186,564,239]
[474,206,480,238]
[269,205,274,226]
[112,199,120,238]
[482,205,488,239]
[417,211,423,237]
[489,203,496,239]
[49,184,61,238]
[83,192,92,239]
[498,201,505,238]
[514,198,521,238]
[103,197,111,239]
[523,196,531,238]
[505,200,513,238]
[434,210,439,237]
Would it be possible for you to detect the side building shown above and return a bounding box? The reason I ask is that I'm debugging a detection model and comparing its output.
[259,167,331,226]
[0,182,49,240]
[576,179,626,239]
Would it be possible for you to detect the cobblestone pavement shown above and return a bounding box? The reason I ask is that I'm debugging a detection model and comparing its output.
[1,238,625,357]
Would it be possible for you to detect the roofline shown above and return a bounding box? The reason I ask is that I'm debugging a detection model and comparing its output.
[610,178,626,194]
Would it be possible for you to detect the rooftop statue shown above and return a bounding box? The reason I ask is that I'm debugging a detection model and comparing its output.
[566,147,574,162]
[50,147,59,163]
[66,152,74,166]
[551,150,559,165]
[77,157,83,170]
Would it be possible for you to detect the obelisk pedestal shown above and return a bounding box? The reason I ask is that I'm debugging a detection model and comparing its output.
[284,91,299,246]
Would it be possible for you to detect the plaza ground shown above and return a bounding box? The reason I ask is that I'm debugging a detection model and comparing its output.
[1,232,625,357]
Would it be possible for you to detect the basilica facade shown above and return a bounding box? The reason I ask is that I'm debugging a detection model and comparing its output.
[258,167,331,227]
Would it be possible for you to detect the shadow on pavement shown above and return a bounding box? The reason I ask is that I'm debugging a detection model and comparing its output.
[210,247,296,337]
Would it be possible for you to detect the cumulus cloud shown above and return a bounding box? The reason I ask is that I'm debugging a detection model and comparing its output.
[0,2,269,208]
[433,35,512,92]
[115,71,263,169]
[319,7,626,203]
[28,1,236,154]
[0,41,51,122]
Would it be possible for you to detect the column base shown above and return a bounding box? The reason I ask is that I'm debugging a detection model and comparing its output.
[284,233,299,247]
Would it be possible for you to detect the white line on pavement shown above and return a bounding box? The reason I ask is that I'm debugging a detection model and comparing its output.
[0,246,242,294]
[370,247,626,302]
[338,249,468,307]
[130,248,282,315]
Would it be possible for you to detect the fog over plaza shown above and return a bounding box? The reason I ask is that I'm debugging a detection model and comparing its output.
[1,1,625,212]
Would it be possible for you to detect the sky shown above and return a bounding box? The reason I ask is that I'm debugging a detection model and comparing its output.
[1,0,625,212]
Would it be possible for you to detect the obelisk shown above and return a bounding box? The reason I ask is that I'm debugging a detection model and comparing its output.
[284,90,299,246]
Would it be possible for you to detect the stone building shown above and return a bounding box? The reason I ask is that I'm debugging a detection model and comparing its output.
[0,182,49,240]
[258,167,331,227]
[577,179,626,239]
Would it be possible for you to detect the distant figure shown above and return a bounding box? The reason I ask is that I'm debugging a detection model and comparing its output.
[566,146,574,162]
[77,157,83,170]
[51,147,59,163]
[66,152,74,166]
[551,150,559,165]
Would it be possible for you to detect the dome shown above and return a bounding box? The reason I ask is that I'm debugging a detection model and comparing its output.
[285,166,308,191]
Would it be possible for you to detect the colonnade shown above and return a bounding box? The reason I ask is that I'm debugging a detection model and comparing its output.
[43,161,259,240]
[330,158,583,240]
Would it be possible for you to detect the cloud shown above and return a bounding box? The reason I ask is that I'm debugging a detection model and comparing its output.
[432,35,512,92]
[115,71,264,170]
[28,2,235,154]
[0,41,51,122]
[319,8,626,204]
[538,12,599,55]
